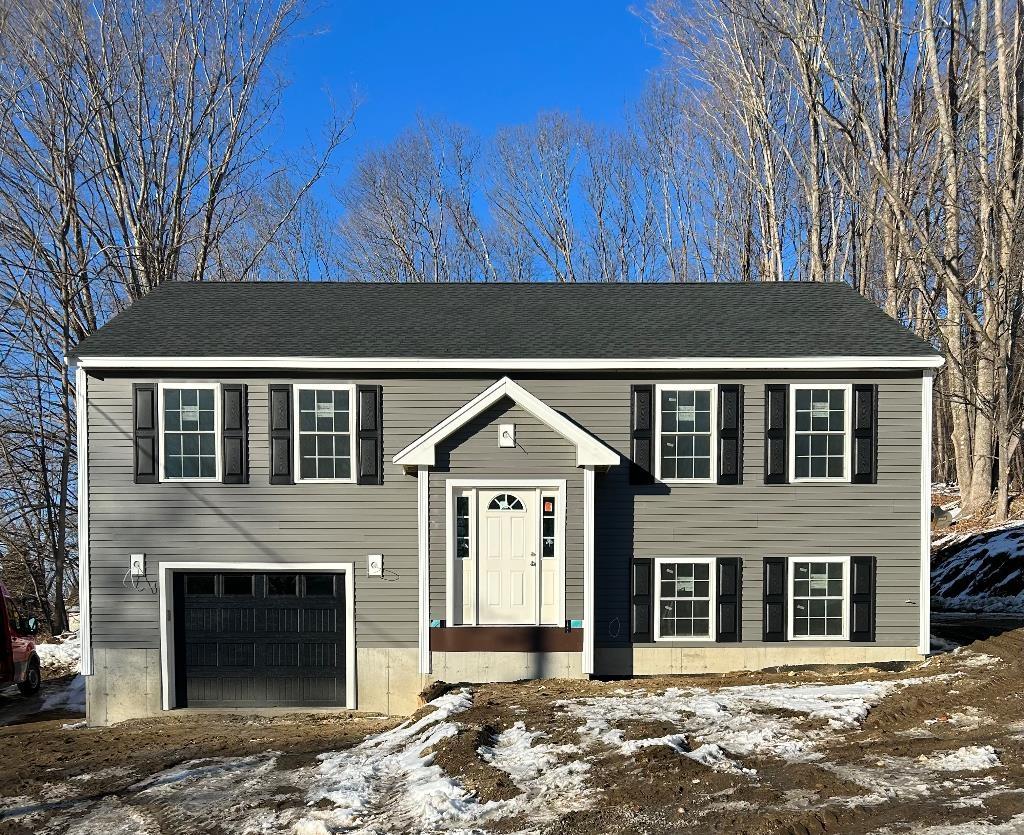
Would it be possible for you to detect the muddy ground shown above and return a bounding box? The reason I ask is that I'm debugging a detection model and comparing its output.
[2,625,1024,834]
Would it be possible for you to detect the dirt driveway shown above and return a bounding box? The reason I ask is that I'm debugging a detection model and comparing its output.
[2,628,1024,834]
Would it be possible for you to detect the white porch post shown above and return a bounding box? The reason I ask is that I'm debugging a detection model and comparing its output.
[919,370,934,656]
[418,466,432,674]
[582,464,596,675]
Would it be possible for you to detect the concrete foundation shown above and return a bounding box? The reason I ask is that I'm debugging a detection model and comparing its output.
[86,647,163,726]
[356,647,424,716]
[430,650,584,683]
[595,644,924,676]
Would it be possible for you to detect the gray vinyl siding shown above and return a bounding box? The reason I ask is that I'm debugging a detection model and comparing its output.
[86,370,923,655]
[427,398,584,622]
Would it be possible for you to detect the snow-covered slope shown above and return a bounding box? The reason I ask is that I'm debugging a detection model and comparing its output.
[932,522,1024,612]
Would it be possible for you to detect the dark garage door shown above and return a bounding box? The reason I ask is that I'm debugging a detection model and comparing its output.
[173,571,346,708]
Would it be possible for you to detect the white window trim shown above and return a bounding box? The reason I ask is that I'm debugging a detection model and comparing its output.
[157,382,222,483]
[653,556,717,642]
[654,383,718,485]
[293,383,358,484]
[789,383,853,484]
[787,555,851,641]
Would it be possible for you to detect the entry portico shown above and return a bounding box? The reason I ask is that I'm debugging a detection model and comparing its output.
[393,377,619,678]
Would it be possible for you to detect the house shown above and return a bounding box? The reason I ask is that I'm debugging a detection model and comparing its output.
[69,281,943,725]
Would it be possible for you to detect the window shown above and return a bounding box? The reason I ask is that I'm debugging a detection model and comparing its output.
[267,574,298,596]
[455,495,471,559]
[792,386,850,481]
[654,558,715,640]
[161,385,219,480]
[487,493,524,511]
[541,496,556,558]
[185,574,216,596]
[656,385,716,482]
[790,558,849,639]
[304,574,335,596]
[295,386,355,482]
[222,574,254,596]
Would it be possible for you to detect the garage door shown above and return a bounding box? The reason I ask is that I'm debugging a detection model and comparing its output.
[173,571,346,708]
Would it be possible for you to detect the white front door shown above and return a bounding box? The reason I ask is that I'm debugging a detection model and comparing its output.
[478,490,536,625]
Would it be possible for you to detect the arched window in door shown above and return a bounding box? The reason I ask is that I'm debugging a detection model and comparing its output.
[487,493,525,511]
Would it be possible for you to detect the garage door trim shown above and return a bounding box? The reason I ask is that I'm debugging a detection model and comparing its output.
[158,561,356,710]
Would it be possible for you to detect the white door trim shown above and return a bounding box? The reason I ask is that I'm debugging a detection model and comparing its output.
[158,561,356,711]
[444,478,567,629]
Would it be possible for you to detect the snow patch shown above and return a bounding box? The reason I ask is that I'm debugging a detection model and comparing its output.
[918,746,1001,772]
[35,633,81,674]
[41,675,84,713]
[558,679,929,773]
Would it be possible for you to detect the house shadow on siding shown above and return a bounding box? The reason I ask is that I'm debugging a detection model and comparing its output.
[593,467,670,678]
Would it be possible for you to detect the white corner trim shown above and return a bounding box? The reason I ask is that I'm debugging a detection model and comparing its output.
[74,355,947,371]
[919,370,934,655]
[418,468,431,675]
[392,377,620,468]
[582,465,596,675]
[75,367,93,676]
[158,562,357,711]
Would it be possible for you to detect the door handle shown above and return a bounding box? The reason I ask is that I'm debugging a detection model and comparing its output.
[530,560,536,567]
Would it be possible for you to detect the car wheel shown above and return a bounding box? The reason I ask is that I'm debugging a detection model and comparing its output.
[17,661,41,696]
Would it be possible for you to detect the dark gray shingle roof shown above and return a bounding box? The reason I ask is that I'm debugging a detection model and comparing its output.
[72,281,937,360]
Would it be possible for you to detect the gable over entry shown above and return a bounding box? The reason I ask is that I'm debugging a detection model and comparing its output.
[392,377,620,469]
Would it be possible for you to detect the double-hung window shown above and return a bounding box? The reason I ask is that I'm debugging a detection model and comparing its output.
[654,557,715,640]
[294,385,356,482]
[791,385,851,482]
[789,556,849,639]
[656,384,717,483]
[159,383,220,481]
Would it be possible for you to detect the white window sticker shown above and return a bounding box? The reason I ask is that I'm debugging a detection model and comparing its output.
[181,405,200,422]
[680,405,696,422]
[316,402,333,419]
[811,400,830,418]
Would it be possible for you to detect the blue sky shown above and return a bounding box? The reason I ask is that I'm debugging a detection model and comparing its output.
[274,1,665,173]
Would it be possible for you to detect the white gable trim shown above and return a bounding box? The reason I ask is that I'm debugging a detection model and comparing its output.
[392,377,620,468]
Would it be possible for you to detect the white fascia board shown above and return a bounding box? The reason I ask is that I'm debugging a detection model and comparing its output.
[73,355,947,371]
[392,377,620,468]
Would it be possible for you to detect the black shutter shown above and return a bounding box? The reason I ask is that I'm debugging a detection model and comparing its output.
[716,557,742,642]
[221,384,248,484]
[356,385,383,485]
[133,383,158,484]
[763,557,787,641]
[852,384,878,484]
[268,384,293,485]
[764,384,789,484]
[850,556,876,642]
[718,384,743,485]
[631,558,653,643]
[630,385,655,485]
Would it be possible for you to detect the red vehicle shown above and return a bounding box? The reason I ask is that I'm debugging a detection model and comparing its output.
[0,581,41,696]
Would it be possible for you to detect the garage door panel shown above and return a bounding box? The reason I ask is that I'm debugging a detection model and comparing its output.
[176,571,346,708]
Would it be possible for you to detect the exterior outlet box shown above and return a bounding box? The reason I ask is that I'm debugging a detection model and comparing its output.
[130,553,146,577]
[499,423,516,448]
[367,555,383,577]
